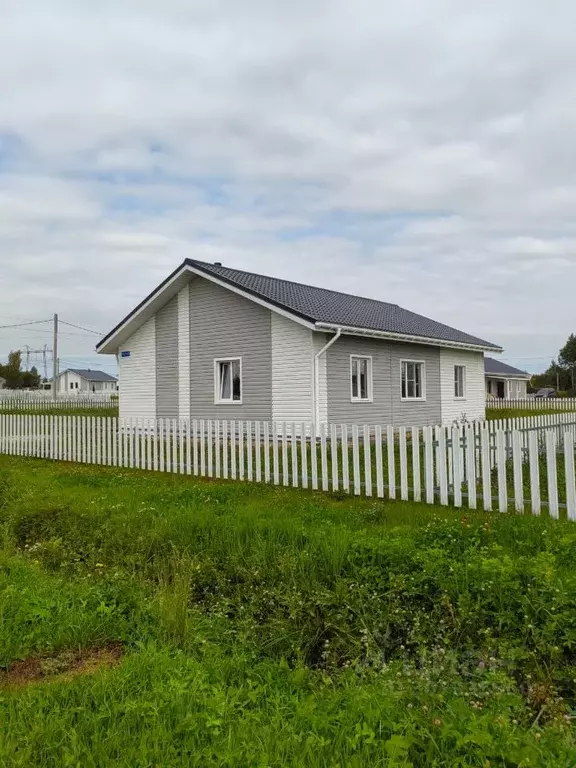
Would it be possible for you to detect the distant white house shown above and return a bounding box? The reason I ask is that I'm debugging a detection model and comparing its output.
[51,368,118,394]
[485,357,531,399]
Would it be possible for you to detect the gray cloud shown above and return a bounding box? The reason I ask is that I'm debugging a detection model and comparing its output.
[1,0,575,372]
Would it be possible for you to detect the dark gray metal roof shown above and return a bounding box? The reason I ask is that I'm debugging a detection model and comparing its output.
[484,357,530,377]
[187,259,500,350]
[66,369,117,382]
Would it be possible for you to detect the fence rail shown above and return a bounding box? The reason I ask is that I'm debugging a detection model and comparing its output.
[487,397,576,411]
[1,415,575,520]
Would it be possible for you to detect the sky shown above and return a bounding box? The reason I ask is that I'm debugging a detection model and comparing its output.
[1,0,575,376]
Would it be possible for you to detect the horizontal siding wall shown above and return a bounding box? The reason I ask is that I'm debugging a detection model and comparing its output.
[326,335,393,425]
[326,336,441,427]
[440,349,485,424]
[155,296,179,419]
[178,285,191,419]
[118,316,156,420]
[313,333,329,426]
[189,277,273,421]
[271,314,314,424]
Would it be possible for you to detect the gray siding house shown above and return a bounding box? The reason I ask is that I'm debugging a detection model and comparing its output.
[97,260,502,426]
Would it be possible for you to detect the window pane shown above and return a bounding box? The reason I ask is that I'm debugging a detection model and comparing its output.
[401,363,407,398]
[351,359,358,398]
[360,359,368,399]
[232,360,241,401]
[414,364,420,397]
[220,362,231,399]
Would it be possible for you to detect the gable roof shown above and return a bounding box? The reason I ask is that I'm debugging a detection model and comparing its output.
[484,357,530,378]
[187,260,500,349]
[60,368,117,382]
[97,259,502,353]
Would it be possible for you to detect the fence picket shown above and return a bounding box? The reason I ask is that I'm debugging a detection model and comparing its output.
[411,426,421,502]
[351,425,360,495]
[564,431,576,522]
[437,428,448,506]
[331,424,339,492]
[292,423,299,488]
[496,430,508,513]
[264,421,271,484]
[363,425,372,497]
[300,423,308,489]
[387,425,396,500]
[424,426,434,504]
[281,422,289,486]
[511,430,524,513]
[399,427,408,501]
[480,427,492,512]
[546,431,559,519]
[452,426,462,507]
[375,425,384,498]
[320,423,329,492]
[310,425,318,490]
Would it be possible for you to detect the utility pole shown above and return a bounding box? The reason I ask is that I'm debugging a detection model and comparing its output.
[52,313,59,400]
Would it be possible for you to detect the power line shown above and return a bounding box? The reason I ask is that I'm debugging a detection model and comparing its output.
[0,319,51,330]
[59,320,103,336]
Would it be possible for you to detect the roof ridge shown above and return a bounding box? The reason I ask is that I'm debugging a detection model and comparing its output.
[187,258,402,310]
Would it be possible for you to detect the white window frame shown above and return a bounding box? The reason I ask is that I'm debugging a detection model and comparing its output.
[400,359,426,401]
[349,355,373,403]
[214,357,243,404]
[454,365,466,399]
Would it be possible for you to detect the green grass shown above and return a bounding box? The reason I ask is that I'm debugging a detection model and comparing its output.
[487,406,576,420]
[1,458,576,765]
[0,406,119,417]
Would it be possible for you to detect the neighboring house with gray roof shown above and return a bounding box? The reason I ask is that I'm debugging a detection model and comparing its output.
[53,368,118,394]
[484,357,531,400]
[97,259,502,426]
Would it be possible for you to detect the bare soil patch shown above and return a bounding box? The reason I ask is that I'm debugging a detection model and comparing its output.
[0,643,124,688]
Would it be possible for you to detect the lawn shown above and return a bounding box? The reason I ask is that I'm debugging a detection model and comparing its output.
[0,406,119,417]
[486,406,576,420]
[1,458,576,766]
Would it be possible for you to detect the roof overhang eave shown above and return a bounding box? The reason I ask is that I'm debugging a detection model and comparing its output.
[485,372,531,380]
[314,322,503,354]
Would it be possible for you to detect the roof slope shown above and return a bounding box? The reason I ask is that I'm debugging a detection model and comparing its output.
[186,259,500,350]
[64,369,117,382]
[484,357,530,377]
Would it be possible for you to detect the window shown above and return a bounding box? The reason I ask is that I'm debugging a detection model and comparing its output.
[454,365,466,398]
[401,360,425,400]
[70,382,74,390]
[215,358,242,403]
[350,356,372,401]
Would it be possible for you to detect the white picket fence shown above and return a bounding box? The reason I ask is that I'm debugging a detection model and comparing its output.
[1,415,575,520]
[0,396,116,411]
[483,411,576,434]
[487,398,576,411]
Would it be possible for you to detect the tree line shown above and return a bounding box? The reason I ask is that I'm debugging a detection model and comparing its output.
[0,351,42,389]
[530,333,576,395]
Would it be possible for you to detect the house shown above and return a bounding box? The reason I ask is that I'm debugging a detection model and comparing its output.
[52,368,118,394]
[484,357,531,399]
[96,259,502,426]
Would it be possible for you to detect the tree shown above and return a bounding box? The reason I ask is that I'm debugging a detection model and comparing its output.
[1,351,23,389]
[22,366,41,389]
[532,334,576,395]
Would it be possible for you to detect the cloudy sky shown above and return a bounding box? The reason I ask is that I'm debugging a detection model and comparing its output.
[1,0,575,375]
